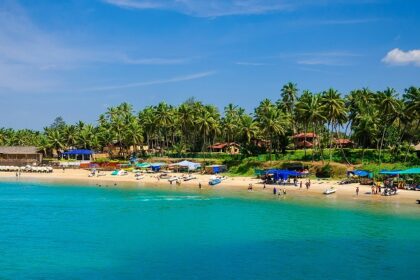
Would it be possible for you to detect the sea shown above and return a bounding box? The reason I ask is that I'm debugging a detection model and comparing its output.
[0,180,419,279]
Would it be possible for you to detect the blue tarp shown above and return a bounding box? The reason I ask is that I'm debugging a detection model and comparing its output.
[62,149,93,155]
[150,162,166,172]
[265,169,301,181]
[351,170,373,178]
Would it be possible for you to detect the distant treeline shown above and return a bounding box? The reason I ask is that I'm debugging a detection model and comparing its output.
[0,84,418,164]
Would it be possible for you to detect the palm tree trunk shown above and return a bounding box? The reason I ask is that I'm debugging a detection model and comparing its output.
[378,125,387,165]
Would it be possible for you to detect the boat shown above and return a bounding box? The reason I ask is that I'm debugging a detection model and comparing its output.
[183,175,196,181]
[209,178,222,186]
[168,176,179,182]
[323,187,336,195]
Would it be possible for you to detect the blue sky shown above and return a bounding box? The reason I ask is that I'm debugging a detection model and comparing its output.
[0,0,419,129]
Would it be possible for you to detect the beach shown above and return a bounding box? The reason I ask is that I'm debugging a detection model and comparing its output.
[1,169,419,206]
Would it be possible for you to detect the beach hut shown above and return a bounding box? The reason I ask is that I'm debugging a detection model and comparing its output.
[0,146,42,166]
[170,160,201,172]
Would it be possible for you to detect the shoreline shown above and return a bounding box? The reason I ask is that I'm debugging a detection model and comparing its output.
[1,169,420,211]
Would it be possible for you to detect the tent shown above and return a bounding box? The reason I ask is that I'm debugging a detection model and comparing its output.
[171,160,201,171]
[150,162,166,172]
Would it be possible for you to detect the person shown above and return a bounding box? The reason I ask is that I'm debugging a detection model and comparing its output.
[263,182,266,189]
[283,188,286,195]
[371,185,375,195]
[300,181,303,189]
[62,166,65,173]
[305,181,309,190]
[16,172,18,178]
[308,179,311,188]
[199,182,202,189]
[248,184,253,191]
[356,186,359,196]
[273,187,277,195]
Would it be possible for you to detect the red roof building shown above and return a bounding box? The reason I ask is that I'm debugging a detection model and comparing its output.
[208,142,240,154]
[333,138,354,148]
[292,133,318,149]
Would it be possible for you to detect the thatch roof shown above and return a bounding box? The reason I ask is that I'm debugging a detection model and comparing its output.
[0,146,40,154]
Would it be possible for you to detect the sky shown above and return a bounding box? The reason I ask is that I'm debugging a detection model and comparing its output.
[0,0,419,129]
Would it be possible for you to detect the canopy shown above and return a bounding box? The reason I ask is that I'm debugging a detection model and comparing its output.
[265,169,301,181]
[398,168,420,175]
[62,149,92,155]
[380,168,420,175]
[171,160,201,171]
[136,162,151,168]
[379,170,403,175]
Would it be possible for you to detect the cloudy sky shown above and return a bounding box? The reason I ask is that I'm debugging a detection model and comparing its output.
[0,0,419,129]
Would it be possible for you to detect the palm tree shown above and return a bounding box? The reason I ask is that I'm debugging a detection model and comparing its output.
[376,88,400,164]
[321,88,347,162]
[279,82,298,133]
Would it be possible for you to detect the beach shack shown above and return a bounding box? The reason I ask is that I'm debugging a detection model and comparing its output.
[61,149,93,161]
[333,138,354,148]
[208,142,240,154]
[170,160,201,172]
[205,165,227,174]
[0,146,42,166]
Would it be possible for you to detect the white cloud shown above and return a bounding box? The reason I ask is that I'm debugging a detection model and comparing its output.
[80,71,215,92]
[382,48,420,66]
[103,0,292,17]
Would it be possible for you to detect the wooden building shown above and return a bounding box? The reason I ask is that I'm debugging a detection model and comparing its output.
[208,142,241,154]
[0,146,42,165]
[292,133,318,149]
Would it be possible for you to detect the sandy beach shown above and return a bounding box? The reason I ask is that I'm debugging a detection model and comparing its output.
[1,169,419,206]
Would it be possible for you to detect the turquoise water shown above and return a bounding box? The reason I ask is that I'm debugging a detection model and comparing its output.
[0,181,419,279]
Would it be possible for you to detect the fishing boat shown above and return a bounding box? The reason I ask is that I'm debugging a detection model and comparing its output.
[323,187,336,195]
[168,176,179,182]
[209,178,222,186]
[183,175,196,181]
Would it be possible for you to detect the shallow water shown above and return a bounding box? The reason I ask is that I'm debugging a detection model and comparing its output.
[0,181,419,279]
